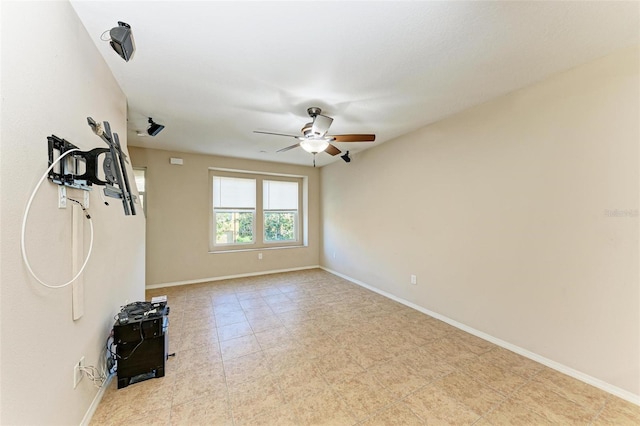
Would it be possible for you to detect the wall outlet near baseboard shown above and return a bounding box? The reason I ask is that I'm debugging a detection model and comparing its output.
[410,274,417,285]
[74,356,85,388]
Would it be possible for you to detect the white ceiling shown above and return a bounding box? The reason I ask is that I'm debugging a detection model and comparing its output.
[71,1,639,167]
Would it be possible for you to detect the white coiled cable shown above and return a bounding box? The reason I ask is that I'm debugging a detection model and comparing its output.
[21,148,95,289]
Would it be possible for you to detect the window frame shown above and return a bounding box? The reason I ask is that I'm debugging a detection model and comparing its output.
[132,167,147,217]
[209,169,304,252]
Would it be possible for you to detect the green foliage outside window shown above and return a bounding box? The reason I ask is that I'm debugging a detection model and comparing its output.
[264,211,296,242]
[216,211,254,244]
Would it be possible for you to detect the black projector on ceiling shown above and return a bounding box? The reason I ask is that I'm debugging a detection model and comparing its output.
[110,21,135,62]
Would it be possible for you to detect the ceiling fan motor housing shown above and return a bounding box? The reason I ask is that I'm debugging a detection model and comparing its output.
[301,122,319,138]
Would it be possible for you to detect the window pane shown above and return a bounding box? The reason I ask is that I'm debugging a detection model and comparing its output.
[264,211,297,242]
[133,169,145,192]
[263,180,298,210]
[215,210,254,244]
[214,177,256,208]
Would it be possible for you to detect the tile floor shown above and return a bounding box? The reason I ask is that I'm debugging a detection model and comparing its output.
[91,269,640,425]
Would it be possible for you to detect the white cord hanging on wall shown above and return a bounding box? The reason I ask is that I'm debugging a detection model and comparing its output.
[21,148,95,289]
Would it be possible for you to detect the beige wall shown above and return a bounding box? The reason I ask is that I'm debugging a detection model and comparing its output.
[0,1,145,424]
[321,46,639,397]
[129,148,321,286]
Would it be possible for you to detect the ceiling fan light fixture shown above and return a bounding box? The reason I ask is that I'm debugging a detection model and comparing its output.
[300,139,329,154]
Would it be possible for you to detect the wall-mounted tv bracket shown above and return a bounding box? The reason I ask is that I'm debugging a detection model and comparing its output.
[47,118,137,215]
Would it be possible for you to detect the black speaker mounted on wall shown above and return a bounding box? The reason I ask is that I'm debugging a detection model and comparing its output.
[110,21,135,62]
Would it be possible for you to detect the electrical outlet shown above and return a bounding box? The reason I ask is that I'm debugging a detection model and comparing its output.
[73,356,85,388]
[258,252,263,260]
[58,186,67,208]
[83,190,90,208]
[410,274,417,285]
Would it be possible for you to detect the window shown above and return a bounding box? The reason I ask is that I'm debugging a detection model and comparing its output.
[264,180,298,243]
[133,168,146,217]
[210,170,303,251]
[213,176,256,245]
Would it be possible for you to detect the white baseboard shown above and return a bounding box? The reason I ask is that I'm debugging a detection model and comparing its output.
[80,373,113,426]
[145,265,322,290]
[321,266,640,406]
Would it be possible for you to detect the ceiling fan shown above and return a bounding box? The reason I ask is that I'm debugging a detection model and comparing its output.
[254,107,375,166]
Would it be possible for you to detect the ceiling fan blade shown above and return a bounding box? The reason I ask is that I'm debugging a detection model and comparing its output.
[324,144,341,156]
[277,143,301,153]
[330,134,376,142]
[254,130,301,139]
[312,114,333,137]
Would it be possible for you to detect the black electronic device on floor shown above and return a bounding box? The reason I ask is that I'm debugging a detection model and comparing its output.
[113,301,169,389]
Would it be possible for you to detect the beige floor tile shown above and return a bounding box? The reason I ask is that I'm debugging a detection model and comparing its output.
[247,314,284,333]
[510,379,597,423]
[254,325,296,349]
[170,395,233,426]
[477,347,544,379]
[171,366,227,406]
[421,337,480,367]
[481,398,553,425]
[344,342,393,369]
[533,367,609,415]
[219,334,261,361]
[460,356,528,396]
[593,396,640,425]
[299,334,341,356]
[217,320,253,341]
[92,270,638,426]
[359,402,425,425]
[435,371,506,416]
[182,310,215,325]
[314,348,367,384]
[124,408,172,426]
[274,360,330,401]
[228,374,285,423]
[184,297,213,309]
[403,383,481,425]
[331,370,396,421]
[236,290,263,301]
[260,287,284,297]
[448,330,495,355]
[215,310,248,327]
[180,314,216,331]
[395,346,456,381]
[172,328,218,352]
[211,294,239,305]
[367,359,430,399]
[264,293,291,304]
[223,350,272,387]
[290,387,357,426]
[213,302,244,315]
[234,404,299,426]
[172,346,222,373]
[91,386,150,425]
[264,343,316,372]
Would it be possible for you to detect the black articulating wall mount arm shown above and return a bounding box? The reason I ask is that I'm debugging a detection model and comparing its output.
[47,118,137,215]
